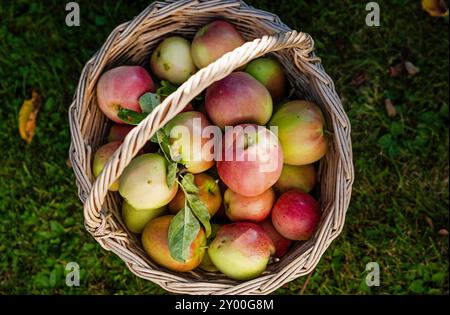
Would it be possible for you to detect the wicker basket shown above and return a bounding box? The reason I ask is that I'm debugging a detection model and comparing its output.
[68,0,354,295]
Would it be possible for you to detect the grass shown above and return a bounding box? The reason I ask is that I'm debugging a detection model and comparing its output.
[0,0,448,294]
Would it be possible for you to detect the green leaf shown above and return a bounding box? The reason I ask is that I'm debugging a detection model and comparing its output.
[168,205,201,262]
[180,174,198,194]
[180,174,211,237]
[156,129,172,161]
[166,162,178,189]
[49,266,62,287]
[117,108,148,125]
[50,220,65,235]
[185,192,211,237]
[157,80,179,97]
[431,272,446,285]
[139,92,161,113]
[389,121,404,137]
[95,15,107,26]
[408,280,424,293]
[378,133,399,157]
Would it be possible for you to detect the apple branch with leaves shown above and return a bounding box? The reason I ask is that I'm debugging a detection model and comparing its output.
[121,83,211,263]
[156,128,211,262]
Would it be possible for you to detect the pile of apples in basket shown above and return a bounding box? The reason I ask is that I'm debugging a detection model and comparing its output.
[94,20,327,280]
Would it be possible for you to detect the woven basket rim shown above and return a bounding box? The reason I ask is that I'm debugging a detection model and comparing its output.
[68,0,354,295]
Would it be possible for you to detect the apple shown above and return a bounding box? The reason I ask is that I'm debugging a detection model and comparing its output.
[216,124,283,197]
[97,66,155,123]
[119,153,178,209]
[122,201,167,234]
[224,188,275,222]
[180,103,194,113]
[205,72,273,129]
[245,58,286,103]
[142,215,206,272]
[191,20,245,69]
[268,100,327,165]
[93,141,122,191]
[164,111,214,174]
[107,124,134,142]
[208,222,275,280]
[271,190,321,241]
[168,173,222,217]
[258,219,292,258]
[273,164,317,195]
[150,36,197,85]
[199,223,221,272]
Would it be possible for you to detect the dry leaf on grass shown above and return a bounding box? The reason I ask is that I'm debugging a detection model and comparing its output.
[438,228,449,236]
[350,71,368,87]
[422,0,449,17]
[389,63,405,77]
[18,91,42,144]
[384,99,397,118]
[405,61,420,76]
[424,216,434,228]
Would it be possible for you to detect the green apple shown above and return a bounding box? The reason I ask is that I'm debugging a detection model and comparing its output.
[199,223,221,272]
[164,111,215,174]
[119,153,178,209]
[150,36,197,85]
[122,201,167,234]
[269,100,327,165]
[273,164,317,194]
[208,222,275,280]
[245,58,286,103]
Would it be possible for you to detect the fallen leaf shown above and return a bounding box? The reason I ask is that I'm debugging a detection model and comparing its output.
[438,228,449,236]
[424,216,434,228]
[384,99,397,118]
[422,0,449,17]
[405,61,420,76]
[389,62,405,77]
[350,71,368,87]
[18,91,42,144]
[66,158,72,168]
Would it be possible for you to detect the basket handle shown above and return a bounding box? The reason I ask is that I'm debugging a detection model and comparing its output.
[84,30,319,234]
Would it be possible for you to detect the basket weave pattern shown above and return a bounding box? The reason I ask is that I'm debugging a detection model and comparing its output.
[68,0,354,294]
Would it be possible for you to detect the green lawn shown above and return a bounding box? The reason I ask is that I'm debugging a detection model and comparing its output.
[0,0,448,294]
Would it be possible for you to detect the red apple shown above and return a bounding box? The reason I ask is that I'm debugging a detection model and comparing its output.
[107,124,134,142]
[97,66,155,123]
[269,100,327,165]
[208,222,275,280]
[216,124,283,197]
[205,72,273,129]
[168,173,222,217]
[93,141,122,191]
[258,219,292,258]
[271,190,321,241]
[273,164,317,195]
[180,103,194,113]
[191,20,245,69]
[224,188,275,222]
